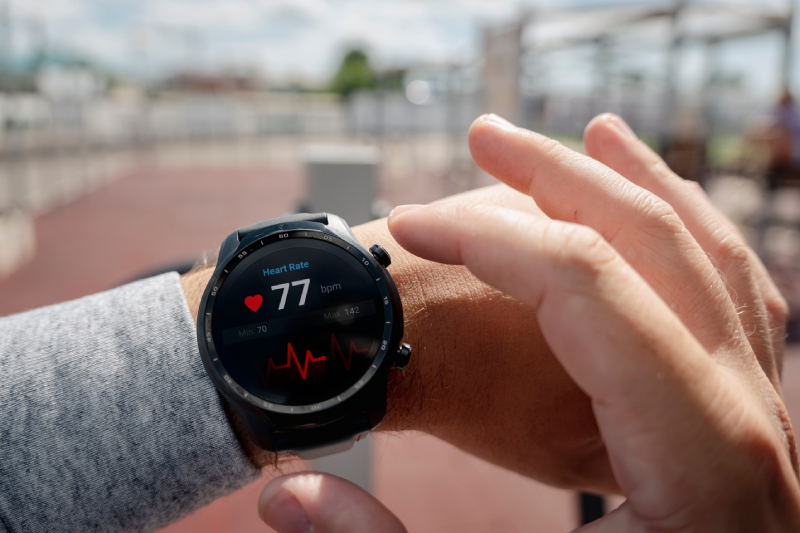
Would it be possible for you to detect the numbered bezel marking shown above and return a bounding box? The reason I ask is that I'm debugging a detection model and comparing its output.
[201,228,394,415]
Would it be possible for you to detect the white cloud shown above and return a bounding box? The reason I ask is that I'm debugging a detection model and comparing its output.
[10,0,87,22]
[7,0,535,80]
[147,0,265,31]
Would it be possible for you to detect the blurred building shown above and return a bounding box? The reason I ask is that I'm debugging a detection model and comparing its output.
[0,1,797,282]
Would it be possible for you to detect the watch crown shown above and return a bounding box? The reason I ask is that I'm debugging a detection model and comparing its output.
[369,244,391,268]
[395,343,412,370]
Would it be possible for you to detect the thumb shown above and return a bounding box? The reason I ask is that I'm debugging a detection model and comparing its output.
[258,471,407,533]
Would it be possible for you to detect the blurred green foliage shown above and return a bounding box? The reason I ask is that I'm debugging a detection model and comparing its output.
[379,69,407,92]
[330,50,376,97]
[707,135,746,169]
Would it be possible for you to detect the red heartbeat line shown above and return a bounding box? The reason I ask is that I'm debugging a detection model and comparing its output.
[265,334,368,383]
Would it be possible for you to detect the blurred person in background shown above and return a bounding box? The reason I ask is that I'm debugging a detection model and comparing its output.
[762,89,800,190]
[2,114,800,533]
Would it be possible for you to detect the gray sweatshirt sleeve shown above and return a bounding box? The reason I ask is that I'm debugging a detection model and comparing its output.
[0,273,260,533]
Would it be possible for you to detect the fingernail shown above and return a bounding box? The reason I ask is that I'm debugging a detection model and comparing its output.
[260,489,313,533]
[483,113,517,129]
[607,114,637,139]
[389,204,425,218]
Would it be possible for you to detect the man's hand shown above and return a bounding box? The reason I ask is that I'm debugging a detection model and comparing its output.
[257,113,800,532]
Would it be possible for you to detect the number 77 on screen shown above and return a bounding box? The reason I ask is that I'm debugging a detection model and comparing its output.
[271,278,310,310]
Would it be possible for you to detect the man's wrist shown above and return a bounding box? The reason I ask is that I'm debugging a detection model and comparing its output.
[180,266,212,323]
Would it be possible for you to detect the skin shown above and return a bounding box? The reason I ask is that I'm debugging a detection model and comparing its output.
[181,184,607,487]
[252,113,800,532]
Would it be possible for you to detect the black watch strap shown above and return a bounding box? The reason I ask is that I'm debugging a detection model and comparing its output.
[237,213,329,240]
[234,403,375,460]
[271,410,373,458]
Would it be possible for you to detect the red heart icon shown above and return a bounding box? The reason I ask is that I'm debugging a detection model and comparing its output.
[244,295,263,312]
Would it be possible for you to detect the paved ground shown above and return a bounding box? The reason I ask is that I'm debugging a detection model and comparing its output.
[4,163,800,532]
[0,165,303,315]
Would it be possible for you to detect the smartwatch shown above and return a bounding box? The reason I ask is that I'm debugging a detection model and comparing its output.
[196,213,411,459]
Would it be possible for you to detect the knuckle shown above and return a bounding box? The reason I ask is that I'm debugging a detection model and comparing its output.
[629,188,685,235]
[717,372,795,500]
[737,428,792,497]
[646,154,683,183]
[552,224,617,279]
[539,136,568,160]
[513,136,575,196]
[711,234,787,321]
[680,177,705,197]
[715,234,752,269]
[537,136,582,170]
[766,292,790,327]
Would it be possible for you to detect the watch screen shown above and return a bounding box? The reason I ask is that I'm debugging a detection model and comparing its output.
[211,238,384,406]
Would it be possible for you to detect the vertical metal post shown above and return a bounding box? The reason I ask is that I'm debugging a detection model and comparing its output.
[660,1,684,156]
[28,18,46,72]
[313,436,372,493]
[303,144,381,493]
[0,0,9,206]
[0,0,25,210]
[594,35,612,120]
[781,0,795,91]
[699,38,720,151]
[0,0,10,92]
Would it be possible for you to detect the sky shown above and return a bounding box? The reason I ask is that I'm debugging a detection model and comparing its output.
[3,0,796,99]
[7,0,540,82]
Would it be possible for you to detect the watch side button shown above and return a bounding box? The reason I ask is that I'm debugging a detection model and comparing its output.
[369,244,391,268]
[395,343,412,370]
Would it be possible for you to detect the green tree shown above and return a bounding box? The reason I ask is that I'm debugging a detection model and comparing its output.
[329,50,376,98]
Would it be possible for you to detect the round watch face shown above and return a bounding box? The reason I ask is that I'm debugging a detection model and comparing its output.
[205,230,390,408]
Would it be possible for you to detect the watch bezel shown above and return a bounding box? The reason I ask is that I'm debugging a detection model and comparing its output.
[198,227,396,415]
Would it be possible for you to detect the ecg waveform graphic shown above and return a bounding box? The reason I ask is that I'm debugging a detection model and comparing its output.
[265,334,368,384]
